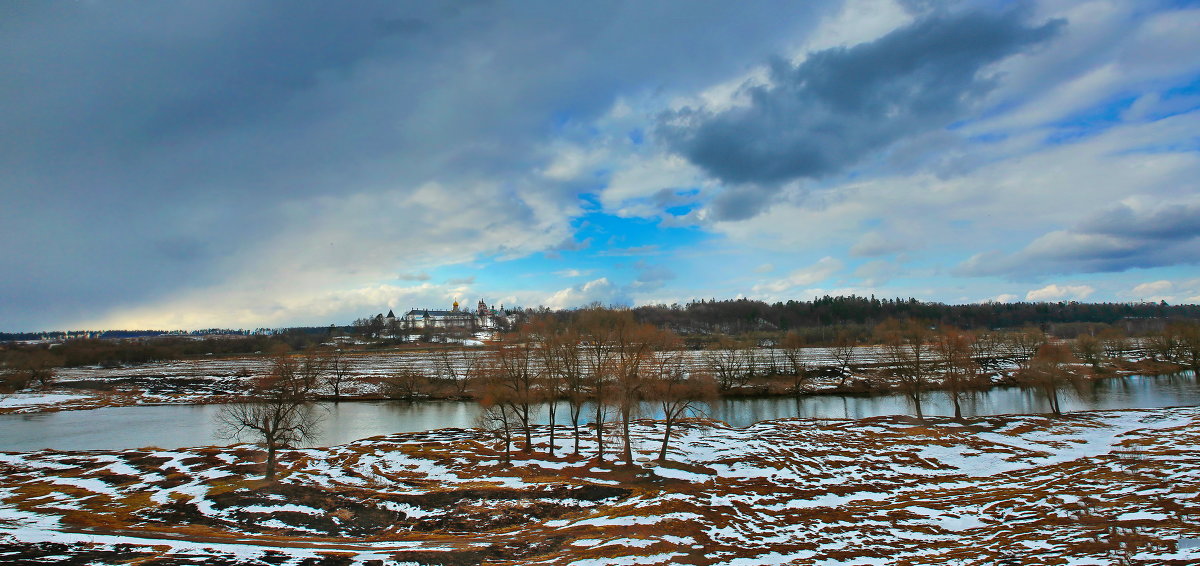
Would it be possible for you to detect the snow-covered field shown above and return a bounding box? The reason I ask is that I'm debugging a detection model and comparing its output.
[10,342,1040,417]
[1,408,1197,564]
[8,347,896,414]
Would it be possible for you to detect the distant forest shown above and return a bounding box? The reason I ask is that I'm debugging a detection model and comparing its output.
[626,296,1200,336]
[0,328,250,342]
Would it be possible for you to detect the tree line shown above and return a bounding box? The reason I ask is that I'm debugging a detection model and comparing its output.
[627,296,1200,339]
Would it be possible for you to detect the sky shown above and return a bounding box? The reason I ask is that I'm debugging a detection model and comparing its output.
[2,0,1199,331]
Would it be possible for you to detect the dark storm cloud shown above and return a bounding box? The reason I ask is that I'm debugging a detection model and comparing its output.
[660,6,1062,220]
[0,1,829,330]
[1077,201,1200,241]
[955,200,1200,278]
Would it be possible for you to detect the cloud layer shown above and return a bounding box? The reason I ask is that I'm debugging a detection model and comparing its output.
[3,0,1199,330]
[660,6,1062,219]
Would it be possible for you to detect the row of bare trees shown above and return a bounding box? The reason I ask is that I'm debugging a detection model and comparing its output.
[474,310,716,466]
[1142,322,1200,369]
[874,320,1102,421]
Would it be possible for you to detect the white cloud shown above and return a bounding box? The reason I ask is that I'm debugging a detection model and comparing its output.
[799,0,913,53]
[752,257,843,294]
[975,3,1200,133]
[1025,284,1095,301]
[853,259,900,287]
[541,144,609,182]
[1124,279,1200,304]
[1131,280,1173,297]
[850,231,907,257]
[543,278,625,310]
[601,153,710,216]
[984,293,1021,304]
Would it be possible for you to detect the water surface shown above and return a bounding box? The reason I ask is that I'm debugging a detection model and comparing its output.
[1,371,1194,452]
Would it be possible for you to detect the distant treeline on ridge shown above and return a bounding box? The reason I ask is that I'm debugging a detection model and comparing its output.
[625,295,1199,336]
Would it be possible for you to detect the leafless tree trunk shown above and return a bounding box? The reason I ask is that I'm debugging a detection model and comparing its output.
[382,365,431,400]
[578,307,620,461]
[1016,343,1088,416]
[476,399,517,466]
[436,347,479,398]
[779,331,810,394]
[554,328,587,454]
[648,352,716,462]
[935,327,983,421]
[1099,328,1131,361]
[611,318,665,465]
[877,319,933,422]
[486,330,539,452]
[218,351,323,480]
[323,348,353,401]
[1007,327,1047,371]
[704,336,752,390]
[831,330,857,388]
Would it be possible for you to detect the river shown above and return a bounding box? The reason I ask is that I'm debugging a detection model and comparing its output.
[1,371,1195,452]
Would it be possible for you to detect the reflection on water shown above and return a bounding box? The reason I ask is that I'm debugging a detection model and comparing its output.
[1,371,1195,451]
[709,371,1199,425]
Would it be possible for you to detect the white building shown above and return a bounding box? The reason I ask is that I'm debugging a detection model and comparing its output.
[385,299,514,330]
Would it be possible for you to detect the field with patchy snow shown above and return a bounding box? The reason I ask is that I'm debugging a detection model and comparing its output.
[7,342,1173,417]
[2,407,1198,565]
[5,348,890,414]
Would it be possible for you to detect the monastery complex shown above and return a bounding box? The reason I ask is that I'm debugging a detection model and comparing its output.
[379,299,515,330]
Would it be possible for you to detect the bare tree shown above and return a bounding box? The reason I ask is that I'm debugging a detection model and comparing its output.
[704,336,752,390]
[476,374,519,466]
[527,316,572,456]
[779,331,811,394]
[830,330,857,388]
[577,307,620,460]
[1007,327,1047,371]
[3,349,58,391]
[381,366,430,400]
[877,319,934,422]
[1072,333,1103,370]
[934,327,983,421]
[647,352,717,462]
[1174,322,1200,371]
[436,347,479,398]
[484,328,539,452]
[547,323,588,454]
[972,331,1006,372]
[218,352,323,480]
[323,349,354,401]
[1145,330,1179,363]
[1016,343,1088,416]
[612,319,670,465]
[1098,327,1132,362]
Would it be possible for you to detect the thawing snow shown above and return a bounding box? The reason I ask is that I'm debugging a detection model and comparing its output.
[0,393,90,409]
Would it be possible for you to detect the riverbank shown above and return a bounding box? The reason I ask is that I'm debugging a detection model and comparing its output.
[1,407,1198,564]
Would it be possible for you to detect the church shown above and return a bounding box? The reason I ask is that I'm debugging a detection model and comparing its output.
[384,299,513,330]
